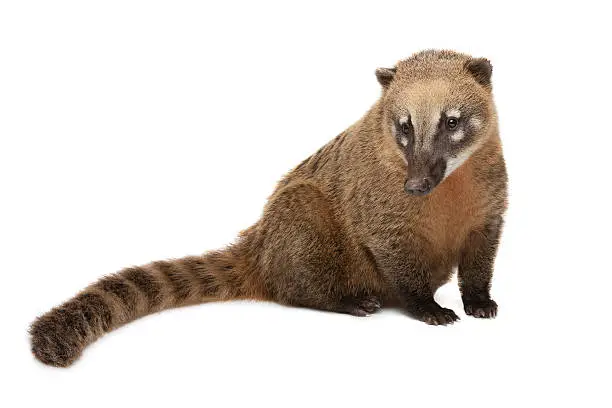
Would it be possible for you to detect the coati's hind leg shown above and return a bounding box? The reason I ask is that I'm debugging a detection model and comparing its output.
[259,182,381,316]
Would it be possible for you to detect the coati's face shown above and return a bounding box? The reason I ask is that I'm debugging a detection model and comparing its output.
[377,52,494,196]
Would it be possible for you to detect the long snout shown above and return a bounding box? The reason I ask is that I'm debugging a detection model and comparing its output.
[404,177,434,196]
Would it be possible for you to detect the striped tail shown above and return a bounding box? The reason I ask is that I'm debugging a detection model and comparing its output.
[30,248,251,367]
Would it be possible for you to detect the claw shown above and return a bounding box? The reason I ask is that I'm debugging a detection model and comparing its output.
[463,298,498,318]
[343,295,382,317]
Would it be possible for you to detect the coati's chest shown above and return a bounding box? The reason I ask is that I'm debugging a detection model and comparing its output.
[414,156,490,256]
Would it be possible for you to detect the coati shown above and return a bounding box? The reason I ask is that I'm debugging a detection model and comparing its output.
[30,49,508,367]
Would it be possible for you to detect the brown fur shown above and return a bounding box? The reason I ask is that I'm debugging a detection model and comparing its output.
[30,49,507,367]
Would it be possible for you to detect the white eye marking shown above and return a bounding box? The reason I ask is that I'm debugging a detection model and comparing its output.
[469,117,482,129]
[431,112,441,124]
[450,129,465,142]
[399,116,409,125]
[446,108,461,118]
[400,135,409,146]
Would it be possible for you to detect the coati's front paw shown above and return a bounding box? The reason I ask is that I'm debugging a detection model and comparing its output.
[409,303,459,326]
[463,298,498,318]
[419,306,460,326]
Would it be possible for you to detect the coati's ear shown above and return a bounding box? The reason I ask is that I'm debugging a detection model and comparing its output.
[464,58,493,88]
[375,67,396,88]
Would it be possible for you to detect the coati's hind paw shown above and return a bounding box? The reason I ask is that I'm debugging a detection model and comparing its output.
[463,298,498,318]
[342,295,382,317]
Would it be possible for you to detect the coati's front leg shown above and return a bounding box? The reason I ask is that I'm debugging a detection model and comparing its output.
[372,235,459,325]
[458,216,503,318]
[401,273,460,326]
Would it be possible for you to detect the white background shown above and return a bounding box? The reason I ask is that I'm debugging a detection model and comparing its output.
[1,1,611,407]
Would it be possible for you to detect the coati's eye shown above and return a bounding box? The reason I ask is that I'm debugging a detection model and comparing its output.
[401,121,410,134]
[446,117,459,130]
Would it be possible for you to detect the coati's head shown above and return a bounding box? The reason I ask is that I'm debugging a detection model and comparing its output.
[377,50,496,196]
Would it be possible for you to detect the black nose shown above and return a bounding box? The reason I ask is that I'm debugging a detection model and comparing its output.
[404,177,433,196]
